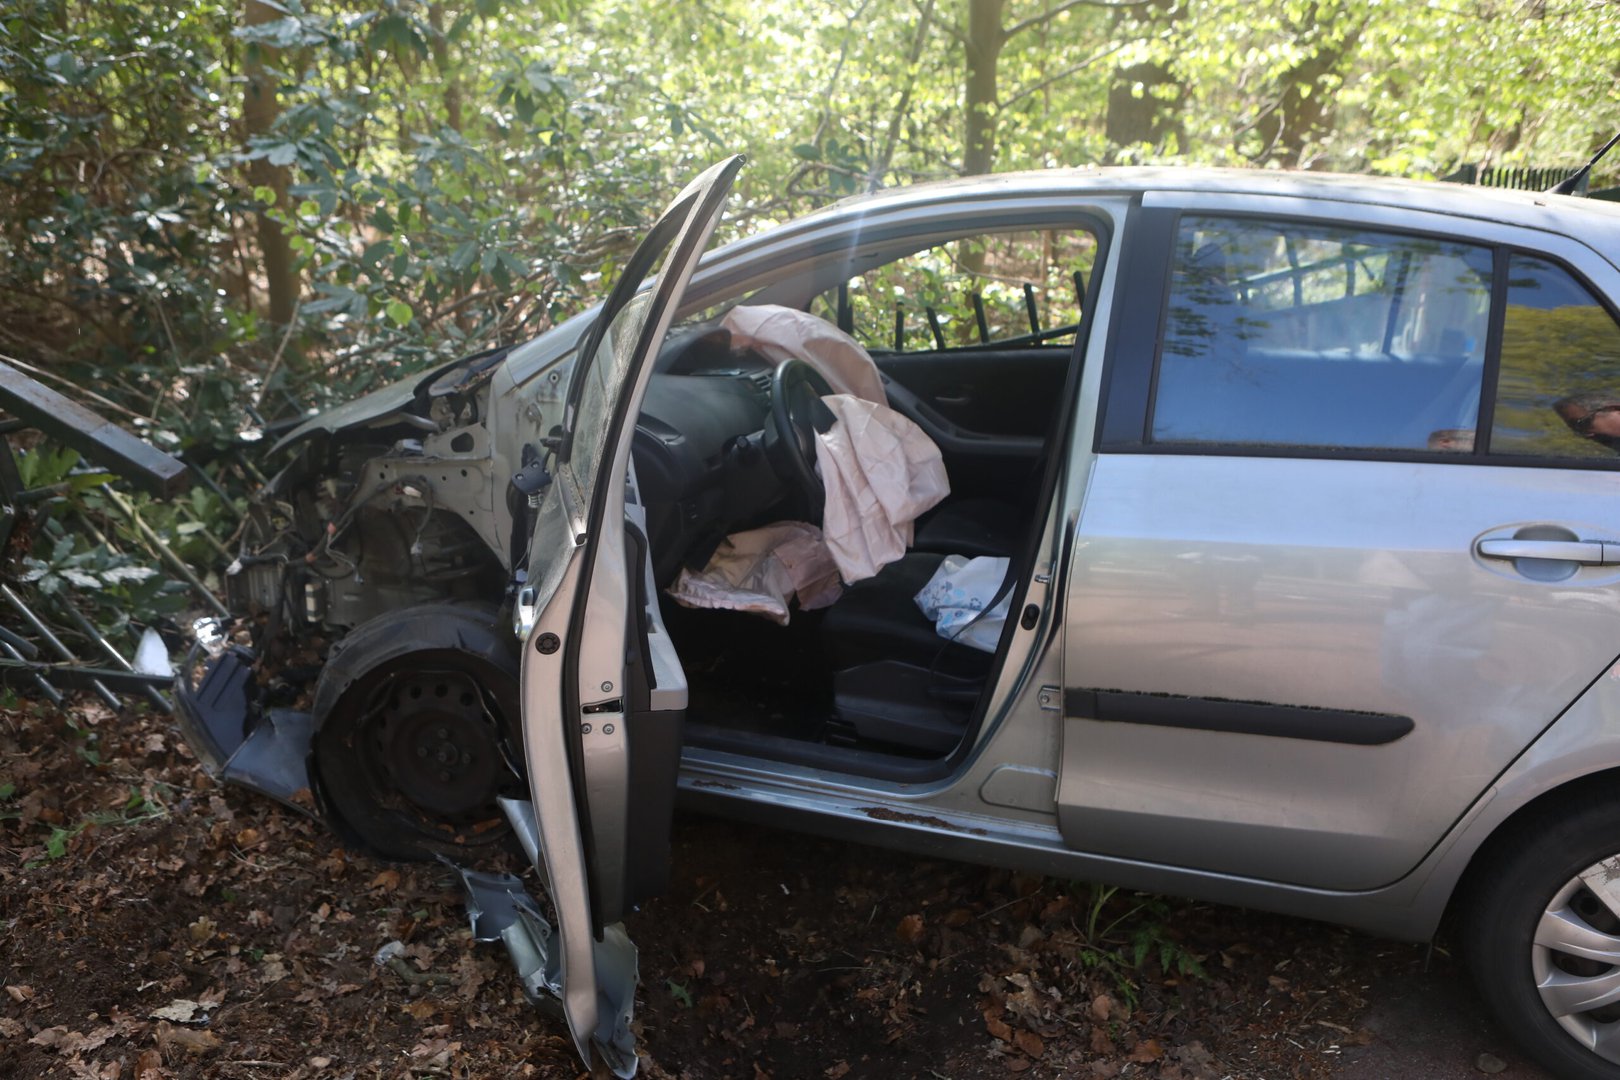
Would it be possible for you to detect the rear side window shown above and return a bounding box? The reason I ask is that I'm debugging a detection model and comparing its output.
[1152,216,1492,451]
[1489,255,1620,459]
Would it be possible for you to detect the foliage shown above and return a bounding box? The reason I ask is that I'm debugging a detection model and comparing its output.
[1,0,1617,650]
[1074,883,1207,1007]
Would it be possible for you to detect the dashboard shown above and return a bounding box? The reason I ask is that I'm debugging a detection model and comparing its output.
[633,324,786,585]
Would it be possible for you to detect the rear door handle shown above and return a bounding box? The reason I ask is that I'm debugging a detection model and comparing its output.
[1475,538,1620,564]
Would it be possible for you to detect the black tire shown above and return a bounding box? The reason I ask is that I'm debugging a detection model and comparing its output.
[312,604,525,862]
[1464,798,1620,1080]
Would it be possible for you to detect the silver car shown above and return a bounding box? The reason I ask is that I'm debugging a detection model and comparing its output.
[175,158,1620,1079]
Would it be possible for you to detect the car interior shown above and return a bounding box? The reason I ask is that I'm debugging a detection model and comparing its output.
[624,225,1102,767]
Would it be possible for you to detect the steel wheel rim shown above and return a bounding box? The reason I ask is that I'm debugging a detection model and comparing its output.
[1531,857,1620,1063]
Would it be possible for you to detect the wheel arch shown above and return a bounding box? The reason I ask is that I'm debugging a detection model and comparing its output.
[1431,661,1620,934]
[1445,765,1620,929]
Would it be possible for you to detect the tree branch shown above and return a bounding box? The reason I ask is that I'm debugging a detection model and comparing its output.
[1000,43,1126,109]
[868,0,937,191]
[1004,0,1157,39]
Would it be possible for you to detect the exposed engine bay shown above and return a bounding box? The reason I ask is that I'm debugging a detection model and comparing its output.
[227,324,805,646]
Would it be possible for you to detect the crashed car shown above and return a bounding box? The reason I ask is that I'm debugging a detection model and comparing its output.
[176,156,1620,1079]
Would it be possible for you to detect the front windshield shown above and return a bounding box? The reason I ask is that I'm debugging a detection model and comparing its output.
[565,289,655,504]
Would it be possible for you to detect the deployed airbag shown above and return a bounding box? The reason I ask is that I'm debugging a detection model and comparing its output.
[667,521,843,625]
[721,305,887,405]
[814,394,949,584]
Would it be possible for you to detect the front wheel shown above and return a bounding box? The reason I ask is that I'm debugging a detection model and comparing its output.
[1465,799,1620,1079]
[311,604,526,862]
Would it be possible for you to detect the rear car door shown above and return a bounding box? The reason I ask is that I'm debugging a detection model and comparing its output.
[513,157,742,1075]
[1060,193,1620,891]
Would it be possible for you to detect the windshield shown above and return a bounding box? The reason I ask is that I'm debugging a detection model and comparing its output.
[564,289,654,504]
[554,156,743,523]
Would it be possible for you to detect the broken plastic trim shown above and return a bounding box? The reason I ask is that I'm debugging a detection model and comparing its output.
[171,643,319,813]
[448,858,640,1078]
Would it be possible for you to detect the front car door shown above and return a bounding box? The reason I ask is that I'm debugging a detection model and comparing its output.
[1061,190,1620,891]
[513,156,742,1075]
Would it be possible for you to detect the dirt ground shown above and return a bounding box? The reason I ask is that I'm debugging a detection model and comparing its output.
[1,697,1550,1080]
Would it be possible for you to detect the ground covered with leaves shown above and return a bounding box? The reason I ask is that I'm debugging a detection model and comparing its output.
[2,697,1545,1080]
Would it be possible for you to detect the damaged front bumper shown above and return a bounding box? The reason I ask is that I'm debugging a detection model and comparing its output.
[169,643,643,1078]
[171,642,319,814]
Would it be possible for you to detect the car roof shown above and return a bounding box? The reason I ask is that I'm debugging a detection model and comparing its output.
[779,165,1620,252]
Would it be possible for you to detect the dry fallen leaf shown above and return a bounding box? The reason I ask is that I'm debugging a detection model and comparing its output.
[153,1020,221,1056]
[187,916,216,944]
[1014,1030,1045,1058]
[895,913,925,945]
[370,869,402,892]
[823,1063,850,1080]
[1129,1038,1165,1063]
[1090,993,1113,1021]
[150,999,213,1023]
[985,1014,1013,1042]
[134,1048,165,1080]
[6,983,35,1002]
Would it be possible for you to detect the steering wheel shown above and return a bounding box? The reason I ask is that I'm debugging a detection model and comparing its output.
[766,358,836,521]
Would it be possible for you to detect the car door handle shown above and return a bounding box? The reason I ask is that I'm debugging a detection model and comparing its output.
[1475,538,1620,564]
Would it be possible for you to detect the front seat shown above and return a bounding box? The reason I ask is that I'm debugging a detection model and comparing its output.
[819,552,998,676]
[912,497,1022,559]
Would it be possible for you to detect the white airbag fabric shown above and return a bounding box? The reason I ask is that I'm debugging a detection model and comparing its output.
[914,555,1012,653]
[668,521,843,625]
[721,305,887,405]
[813,393,950,584]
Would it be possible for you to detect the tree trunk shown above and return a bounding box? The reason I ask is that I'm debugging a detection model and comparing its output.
[962,0,1005,177]
[1263,3,1354,166]
[242,0,297,327]
[1104,0,1184,158]
[428,4,463,134]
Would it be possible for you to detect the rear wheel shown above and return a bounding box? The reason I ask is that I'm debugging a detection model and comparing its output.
[312,604,525,862]
[1465,800,1620,1079]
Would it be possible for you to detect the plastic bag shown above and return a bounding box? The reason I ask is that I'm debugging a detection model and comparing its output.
[913,555,1012,653]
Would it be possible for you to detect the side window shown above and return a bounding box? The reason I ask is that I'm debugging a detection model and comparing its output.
[1152,216,1492,451]
[1489,255,1620,459]
[815,229,1098,353]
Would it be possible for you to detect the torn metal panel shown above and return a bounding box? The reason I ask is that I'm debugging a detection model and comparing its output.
[448,863,640,1079]
[171,645,317,814]
[219,708,316,812]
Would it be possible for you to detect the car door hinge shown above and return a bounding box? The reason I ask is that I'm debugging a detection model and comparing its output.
[1037,685,1061,712]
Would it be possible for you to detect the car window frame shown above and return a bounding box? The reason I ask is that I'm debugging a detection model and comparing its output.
[1095,198,1620,473]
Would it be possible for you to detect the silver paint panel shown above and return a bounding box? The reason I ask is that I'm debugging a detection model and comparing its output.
[1060,453,1620,890]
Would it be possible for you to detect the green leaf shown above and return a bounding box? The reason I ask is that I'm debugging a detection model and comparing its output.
[450,241,479,272]
[385,299,413,326]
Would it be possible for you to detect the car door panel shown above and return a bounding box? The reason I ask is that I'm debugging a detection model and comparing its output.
[874,346,1071,437]
[517,156,740,1076]
[876,347,1065,502]
[1061,454,1620,890]
[1059,198,1620,893]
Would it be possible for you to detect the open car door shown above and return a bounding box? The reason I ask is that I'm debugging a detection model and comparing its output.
[506,156,743,1076]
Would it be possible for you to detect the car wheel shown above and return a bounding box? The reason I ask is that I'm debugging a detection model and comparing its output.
[1465,799,1620,1079]
[311,604,526,863]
